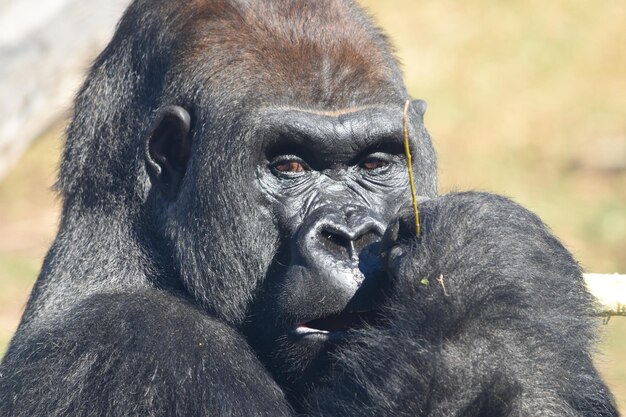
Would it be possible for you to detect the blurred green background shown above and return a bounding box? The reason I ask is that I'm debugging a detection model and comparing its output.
[0,0,624,411]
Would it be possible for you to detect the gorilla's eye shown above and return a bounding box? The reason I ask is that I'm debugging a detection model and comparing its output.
[360,155,390,171]
[275,161,304,172]
[270,156,308,176]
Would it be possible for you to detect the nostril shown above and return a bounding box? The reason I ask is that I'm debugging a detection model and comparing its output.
[320,228,352,258]
[353,230,380,254]
[324,231,349,248]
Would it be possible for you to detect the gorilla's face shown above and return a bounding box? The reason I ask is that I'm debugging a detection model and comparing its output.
[244,105,433,388]
[145,102,435,393]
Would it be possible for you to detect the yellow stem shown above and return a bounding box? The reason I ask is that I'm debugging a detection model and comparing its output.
[403,100,421,237]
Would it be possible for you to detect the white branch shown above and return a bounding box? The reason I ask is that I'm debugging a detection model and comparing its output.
[584,273,626,317]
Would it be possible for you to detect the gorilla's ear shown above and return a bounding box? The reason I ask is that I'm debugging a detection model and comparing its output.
[144,106,192,201]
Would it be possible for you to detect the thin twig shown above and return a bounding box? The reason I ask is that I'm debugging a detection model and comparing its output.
[403,100,421,237]
[436,274,449,296]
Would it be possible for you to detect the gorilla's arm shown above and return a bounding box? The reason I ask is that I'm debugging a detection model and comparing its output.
[0,290,292,417]
[309,192,617,417]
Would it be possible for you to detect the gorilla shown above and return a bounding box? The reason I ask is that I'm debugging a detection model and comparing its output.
[0,0,618,416]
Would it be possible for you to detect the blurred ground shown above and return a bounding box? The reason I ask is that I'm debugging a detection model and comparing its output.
[0,0,624,411]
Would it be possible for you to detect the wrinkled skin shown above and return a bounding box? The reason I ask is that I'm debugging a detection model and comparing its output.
[0,0,617,416]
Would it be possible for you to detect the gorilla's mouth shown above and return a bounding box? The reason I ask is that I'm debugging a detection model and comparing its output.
[294,310,379,335]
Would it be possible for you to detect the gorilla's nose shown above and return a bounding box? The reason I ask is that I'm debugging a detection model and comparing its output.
[293,205,386,287]
[290,205,388,316]
[318,212,385,261]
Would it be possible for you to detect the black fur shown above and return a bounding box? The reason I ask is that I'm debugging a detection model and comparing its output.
[312,193,617,416]
[0,0,617,416]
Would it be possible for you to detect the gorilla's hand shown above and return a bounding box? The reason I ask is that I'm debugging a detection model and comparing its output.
[379,192,587,318]
[311,192,612,417]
